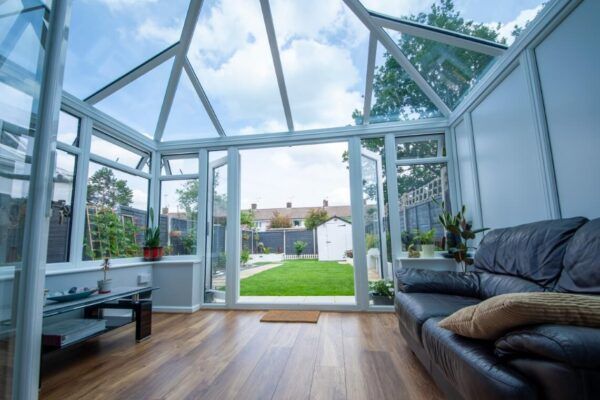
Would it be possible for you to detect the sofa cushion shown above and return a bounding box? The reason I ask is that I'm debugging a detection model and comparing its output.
[495,324,600,369]
[556,218,600,294]
[395,292,479,344]
[474,217,588,287]
[477,272,545,299]
[422,317,536,400]
[438,292,600,340]
[396,268,480,297]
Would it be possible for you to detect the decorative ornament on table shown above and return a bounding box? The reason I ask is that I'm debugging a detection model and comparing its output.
[438,202,489,273]
[98,255,112,293]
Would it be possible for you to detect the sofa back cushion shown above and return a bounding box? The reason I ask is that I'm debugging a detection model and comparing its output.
[477,272,545,299]
[556,218,600,294]
[474,217,588,287]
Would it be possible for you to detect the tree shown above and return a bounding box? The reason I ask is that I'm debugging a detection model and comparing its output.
[269,211,292,229]
[294,240,307,256]
[176,180,199,215]
[240,210,255,227]
[87,167,133,208]
[304,208,329,230]
[354,0,505,123]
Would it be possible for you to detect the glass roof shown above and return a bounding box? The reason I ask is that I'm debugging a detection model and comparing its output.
[60,0,547,141]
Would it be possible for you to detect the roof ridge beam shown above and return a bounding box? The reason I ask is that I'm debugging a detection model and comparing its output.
[154,0,204,142]
[343,0,451,117]
[369,10,507,57]
[260,0,294,132]
[183,58,225,137]
[362,33,377,124]
[84,42,180,104]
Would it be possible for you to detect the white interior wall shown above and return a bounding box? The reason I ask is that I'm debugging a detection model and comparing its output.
[452,0,599,229]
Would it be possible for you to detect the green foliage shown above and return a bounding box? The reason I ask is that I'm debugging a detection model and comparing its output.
[293,240,308,256]
[240,260,355,296]
[269,211,292,229]
[240,210,255,227]
[181,231,196,254]
[438,202,489,269]
[85,207,140,260]
[369,279,394,298]
[416,228,436,245]
[304,208,329,230]
[240,248,250,265]
[87,167,133,208]
[144,208,161,248]
[365,233,379,250]
[175,180,199,215]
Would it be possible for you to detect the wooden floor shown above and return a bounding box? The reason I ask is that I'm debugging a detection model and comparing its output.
[40,311,443,400]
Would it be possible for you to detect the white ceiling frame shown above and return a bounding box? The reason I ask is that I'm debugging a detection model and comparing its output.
[369,11,507,57]
[361,33,377,124]
[154,0,205,142]
[343,0,451,117]
[84,43,179,104]
[183,58,225,137]
[259,0,294,132]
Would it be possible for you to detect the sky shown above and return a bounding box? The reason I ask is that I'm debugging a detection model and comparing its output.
[62,0,545,139]
[56,0,545,211]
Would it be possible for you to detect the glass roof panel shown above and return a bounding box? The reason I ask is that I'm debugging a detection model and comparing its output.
[187,0,286,136]
[63,0,188,98]
[270,0,369,130]
[384,29,495,110]
[162,69,220,141]
[94,58,174,138]
[369,43,442,124]
[361,0,546,46]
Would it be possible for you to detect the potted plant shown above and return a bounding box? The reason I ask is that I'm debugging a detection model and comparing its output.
[143,208,163,261]
[369,279,394,305]
[438,203,489,273]
[98,256,112,293]
[417,228,436,257]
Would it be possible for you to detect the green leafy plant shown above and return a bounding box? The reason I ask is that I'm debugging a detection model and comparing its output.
[369,279,394,298]
[269,211,292,228]
[304,208,329,230]
[365,233,379,250]
[416,228,436,245]
[294,240,307,256]
[240,248,250,265]
[85,207,140,260]
[144,208,161,248]
[438,202,489,271]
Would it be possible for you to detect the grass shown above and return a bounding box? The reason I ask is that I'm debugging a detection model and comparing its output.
[240,259,354,296]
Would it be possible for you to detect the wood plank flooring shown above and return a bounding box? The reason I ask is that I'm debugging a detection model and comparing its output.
[40,311,443,400]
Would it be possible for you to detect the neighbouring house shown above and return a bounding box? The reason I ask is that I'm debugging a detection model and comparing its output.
[245,200,351,232]
[316,216,352,261]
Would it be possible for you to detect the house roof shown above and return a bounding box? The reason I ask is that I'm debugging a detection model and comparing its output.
[246,205,351,221]
[315,216,352,228]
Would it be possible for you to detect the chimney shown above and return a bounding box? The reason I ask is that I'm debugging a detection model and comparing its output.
[323,199,328,208]
[162,207,169,214]
[251,203,257,210]
[286,202,292,208]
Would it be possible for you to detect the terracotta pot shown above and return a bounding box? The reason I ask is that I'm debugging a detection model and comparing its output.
[143,246,164,261]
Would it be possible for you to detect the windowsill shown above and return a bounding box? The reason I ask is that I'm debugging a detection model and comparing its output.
[45,257,202,276]
[396,251,453,261]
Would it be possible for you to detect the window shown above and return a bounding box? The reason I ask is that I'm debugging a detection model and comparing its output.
[47,150,77,263]
[57,111,80,146]
[83,160,149,261]
[159,180,198,256]
[161,154,199,176]
[395,135,450,252]
[90,131,150,172]
[293,219,301,227]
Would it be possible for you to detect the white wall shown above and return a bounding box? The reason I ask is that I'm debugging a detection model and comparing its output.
[452,0,599,229]
[453,119,482,229]
[535,0,600,218]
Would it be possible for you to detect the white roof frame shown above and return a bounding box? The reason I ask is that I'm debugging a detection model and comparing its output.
[361,33,377,124]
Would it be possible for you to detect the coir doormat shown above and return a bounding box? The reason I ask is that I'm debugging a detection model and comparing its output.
[260,310,320,323]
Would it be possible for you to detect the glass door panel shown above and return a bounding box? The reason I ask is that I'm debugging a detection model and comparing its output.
[205,155,228,303]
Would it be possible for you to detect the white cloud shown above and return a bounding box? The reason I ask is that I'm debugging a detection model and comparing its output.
[487,5,543,45]
[93,0,159,12]
[135,19,181,44]
[359,0,431,18]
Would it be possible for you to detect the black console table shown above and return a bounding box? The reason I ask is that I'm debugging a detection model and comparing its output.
[42,286,158,349]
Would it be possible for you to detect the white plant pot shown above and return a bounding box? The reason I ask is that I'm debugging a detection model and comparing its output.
[421,244,435,258]
[98,278,112,293]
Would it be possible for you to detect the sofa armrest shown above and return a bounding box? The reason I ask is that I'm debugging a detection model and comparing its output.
[495,324,600,369]
[395,268,479,297]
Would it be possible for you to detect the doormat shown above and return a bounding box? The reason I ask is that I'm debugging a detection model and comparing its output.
[260,310,320,323]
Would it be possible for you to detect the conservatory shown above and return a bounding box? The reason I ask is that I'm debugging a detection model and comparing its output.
[1,0,599,399]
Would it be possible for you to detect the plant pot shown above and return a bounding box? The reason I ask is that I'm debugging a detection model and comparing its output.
[98,279,112,294]
[421,244,435,258]
[445,231,462,250]
[143,246,164,261]
[370,293,394,306]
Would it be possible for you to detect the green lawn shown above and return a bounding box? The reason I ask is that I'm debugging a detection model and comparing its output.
[240,259,355,296]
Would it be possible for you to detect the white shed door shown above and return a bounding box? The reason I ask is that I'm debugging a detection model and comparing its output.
[323,220,350,261]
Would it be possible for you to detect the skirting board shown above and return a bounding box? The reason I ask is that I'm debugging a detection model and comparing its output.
[152,304,201,313]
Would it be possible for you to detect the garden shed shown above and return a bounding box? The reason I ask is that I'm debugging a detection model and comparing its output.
[316,217,353,261]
